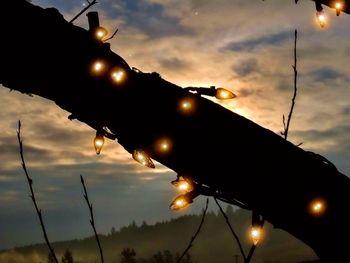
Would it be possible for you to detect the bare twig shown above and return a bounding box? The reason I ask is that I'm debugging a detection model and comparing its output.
[80,175,104,263]
[283,29,298,140]
[104,28,119,42]
[214,198,246,262]
[17,121,59,263]
[176,198,209,263]
[69,0,98,24]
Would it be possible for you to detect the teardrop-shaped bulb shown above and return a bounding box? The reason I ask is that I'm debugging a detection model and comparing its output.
[170,195,192,210]
[171,177,194,193]
[132,150,155,168]
[215,88,236,100]
[94,133,105,155]
[250,226,262,246]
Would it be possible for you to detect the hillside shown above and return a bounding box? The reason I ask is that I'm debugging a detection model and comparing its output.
[0,208,318,263]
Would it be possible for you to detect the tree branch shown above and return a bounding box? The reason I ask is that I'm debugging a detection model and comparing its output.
[69,0,97,24]
[284,29,298,141]
[104,28,119,42]
[17,121,59,263]
[176,198,209,263]
[80,175,104,263]
[214,198,247,262]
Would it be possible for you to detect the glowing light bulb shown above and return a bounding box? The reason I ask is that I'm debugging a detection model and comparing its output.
[95,27,108,40]
[162,143,168,150]
[170,195,192,210]
[215,88,236,100]
[92,61,104,74]
[182,101,191,109]
[132,150,155,168]
[316,11,326,28]
[94,133,105,155]
[156,138,172,154]
[171,177,194,193]
[179,181,191,191]
[335,2,342,16]
[250,227,262,246]
[178,97,195,114]
[309,199,326,216]
[111,69,125,83]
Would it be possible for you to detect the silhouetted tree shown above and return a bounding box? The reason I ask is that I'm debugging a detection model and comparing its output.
[141,220,148,228]
[120,248,136,263]
[181,254,194,263]
[47,252,56,263]
[130,221,137,228]
[61,249,74,263]
[163,250,173,263]
[153,251,164,263]
[175,253,194,263]
[110,226,117,235]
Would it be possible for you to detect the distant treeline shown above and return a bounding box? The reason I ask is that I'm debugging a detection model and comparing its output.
[1,207,318,263]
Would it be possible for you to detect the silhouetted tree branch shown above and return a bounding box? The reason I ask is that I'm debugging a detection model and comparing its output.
[80,175,104,263]
[214,198,247,262]
[69,0,97,24]
[104,28,119,42]
[16,121,59,263]
[283,29,298,140]
[176,198,209,263]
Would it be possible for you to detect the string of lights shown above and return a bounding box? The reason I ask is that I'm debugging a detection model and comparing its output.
[85,14,262,244]
[314,1,345,28]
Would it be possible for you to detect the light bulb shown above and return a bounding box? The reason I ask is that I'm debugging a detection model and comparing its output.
[111,69,125,83]
[316,11,326,28]
[178,181,191,191]
[156,138,172,154]
[181,101,191,110]
[95,27,108,40]
[171,177,194,193]
[132,150,155,168]
[309,198,326,216]
[170,195,192,210]
[335,2,342,16]
[178,97,195,114]
[250,226,262,246]
[215,88,236,100]
[92,61,105,74]
[94,133,105,155]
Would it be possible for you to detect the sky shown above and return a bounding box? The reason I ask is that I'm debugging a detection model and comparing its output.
[1,0,350,250]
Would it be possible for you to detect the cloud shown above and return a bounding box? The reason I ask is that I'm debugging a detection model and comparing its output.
[158,57,191,71]
[232,58,258,77]
[294,125,350,153]
[225,31,293,52]
[0,191,20,202]
[309,66,348,82]
[341,106,350,116]
[298,44,332,59]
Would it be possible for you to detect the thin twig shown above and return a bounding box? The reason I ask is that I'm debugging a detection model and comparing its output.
[284,29,298,141]
[104,28,119,42]
[214,198,246,262]
[176,198,209,263]
[17,121,59,263]
[80,175,104,263]
[69,0,98,24]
